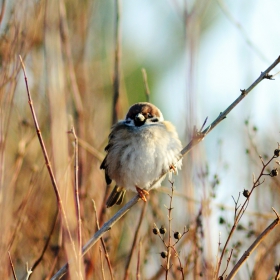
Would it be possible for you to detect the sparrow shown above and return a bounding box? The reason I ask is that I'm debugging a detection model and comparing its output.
[100,102,182,208]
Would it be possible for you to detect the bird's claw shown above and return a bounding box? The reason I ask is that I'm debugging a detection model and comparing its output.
[136,186,149,202]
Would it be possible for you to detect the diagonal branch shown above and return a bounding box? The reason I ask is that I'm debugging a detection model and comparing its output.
[226,208,280,280]
[50,55,280,279]
[19,55,79,271]
[51,195,140,279]
[181,55,280,155]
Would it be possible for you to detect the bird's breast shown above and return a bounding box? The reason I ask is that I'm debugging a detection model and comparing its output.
[106,124,182,191]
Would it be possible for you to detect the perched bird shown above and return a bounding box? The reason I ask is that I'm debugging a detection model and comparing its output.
[100,102,182,208]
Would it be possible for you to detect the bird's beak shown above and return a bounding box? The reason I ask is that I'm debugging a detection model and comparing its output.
[135,113,145,122]
[134,113,146,126]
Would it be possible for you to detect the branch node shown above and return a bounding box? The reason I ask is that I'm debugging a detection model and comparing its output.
[264,73,274,80]
[200,116,208,132]
[272,207,280,220]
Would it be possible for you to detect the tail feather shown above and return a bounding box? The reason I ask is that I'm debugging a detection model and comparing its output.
[106,186,126,208]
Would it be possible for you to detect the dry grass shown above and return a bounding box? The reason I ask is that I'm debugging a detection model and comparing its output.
[1,1,280,280]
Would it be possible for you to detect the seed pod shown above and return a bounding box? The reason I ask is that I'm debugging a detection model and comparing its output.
[160,226,166,235]
[270,168,278,177]
[174,231,181,240]
[153,227,159,235]
[243,189,250,198]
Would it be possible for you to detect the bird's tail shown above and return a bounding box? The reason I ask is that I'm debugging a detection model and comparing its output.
[106,185,126,208]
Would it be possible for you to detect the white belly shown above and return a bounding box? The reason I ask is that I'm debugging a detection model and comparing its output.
[106,123,182,192]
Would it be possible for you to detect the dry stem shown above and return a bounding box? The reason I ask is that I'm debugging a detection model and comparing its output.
[98,0,122,234]
[49,55,280,278]
[112,0,121,125]
[19,55,79,272]
[226,208,280,279]
[8,252,17,280]
[124,202,147,280]
[70,127,82,252]
[92,200,114,280]
[31,210,58,273]
[165,182,175,279]
[136,240,142,280]
[69,127,82,271]
[0,0,6,25]
[141,68,150,102]
[99,247,106,280]
[215,152,277,278]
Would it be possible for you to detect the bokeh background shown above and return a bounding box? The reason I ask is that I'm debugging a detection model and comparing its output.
[1,0,280,279]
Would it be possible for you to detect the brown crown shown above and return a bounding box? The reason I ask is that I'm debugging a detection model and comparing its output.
[126,102,161,120]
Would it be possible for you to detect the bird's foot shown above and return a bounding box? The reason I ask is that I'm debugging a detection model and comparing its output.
[169,164,176,172]
[136,186,149,202]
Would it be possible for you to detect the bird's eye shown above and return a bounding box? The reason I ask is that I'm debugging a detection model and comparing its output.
[151,118,158,122]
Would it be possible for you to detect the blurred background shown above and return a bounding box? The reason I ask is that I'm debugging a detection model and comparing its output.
[1,0,280,279]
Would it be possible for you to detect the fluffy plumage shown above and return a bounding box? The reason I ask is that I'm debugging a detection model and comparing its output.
[100,102,182,207]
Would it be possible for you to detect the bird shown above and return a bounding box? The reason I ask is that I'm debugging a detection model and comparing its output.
[100,102,182,208]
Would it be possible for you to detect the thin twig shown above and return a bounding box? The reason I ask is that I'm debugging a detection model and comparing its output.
[0,0,6,25]
[112,0,121,124]
[77,137,104,162]
[216,0,268,62]
[153,185,188,279]
[136,240,142,280]
[193,208,202,279]
[98,0,122,235]
[99,247,106,280]
[8,171,35,251]
[31,209,58,273]
[59,0,86,191]
[226,208,280,279]
[181,55,280,156]
[59,0,83,115]
[232,193,240,221]
[69,127,82,255]
[141,68,150,102]
[214,232,222,279]
[149,225,190,280]
[8,251,17,280]
[170,246,185,280]
[124,202,147,280]
[26,263,33,280]
[166,182,175,279]
[216,152,277,278]
[220,248,233,278]
[45,223,63,280]
[51,195,140,279]
[51,56,280,279]
[19,55,78,268]
[272,70,280,79]
[92,200,114,280]
[164,225,188,280]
